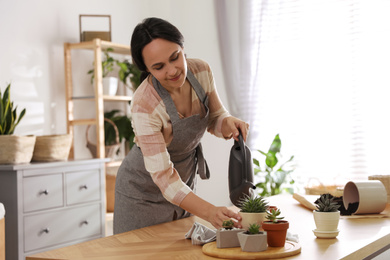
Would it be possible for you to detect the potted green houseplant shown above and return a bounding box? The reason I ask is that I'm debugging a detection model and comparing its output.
[117,59,141,93]
[0,83,35,164]
[313,193,341,238]
[253,134,295,197]
[237,223,268,252]
[262,208,289,247]
[104,110,134,155]
[88,47,118,96]
[237,194,269,231]
[216,219,244,248]
[88,48,142,96]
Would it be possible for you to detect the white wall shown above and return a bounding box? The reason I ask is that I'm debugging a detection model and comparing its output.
[0,0,233,206]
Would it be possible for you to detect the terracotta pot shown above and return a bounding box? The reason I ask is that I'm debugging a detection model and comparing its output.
[261,220,289,247]
[237,231,268,252]
[239,212,267,231]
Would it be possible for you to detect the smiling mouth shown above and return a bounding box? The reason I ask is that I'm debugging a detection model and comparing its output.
[170,74,181,81]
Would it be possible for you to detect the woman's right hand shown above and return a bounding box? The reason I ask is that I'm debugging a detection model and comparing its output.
[207,206,242,229]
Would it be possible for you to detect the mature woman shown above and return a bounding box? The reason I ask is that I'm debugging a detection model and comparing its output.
[114,17,249,234]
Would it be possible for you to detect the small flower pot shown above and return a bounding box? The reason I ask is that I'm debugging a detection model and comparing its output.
[237,231,268,252]
[216,228,245,248]
[262,220,289,247]
[313,211,340,231]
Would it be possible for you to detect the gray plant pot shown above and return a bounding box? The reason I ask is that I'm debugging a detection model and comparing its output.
[237,231,268,252]
[216,228,245,248]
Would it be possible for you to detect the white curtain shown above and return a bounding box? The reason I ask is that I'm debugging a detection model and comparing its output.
[215,0,390,187]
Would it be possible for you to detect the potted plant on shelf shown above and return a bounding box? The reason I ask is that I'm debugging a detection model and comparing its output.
[262,208,289,247]
[237,194,269,231]
[0,83,35,164]
[88,47,118,96]
[216,219,244,248]
[104,109,135,155]
[253,134,296,197]
[117,59,141,93]
[237,223,268,252]
[313,193,341,238]
[88,48,142,97]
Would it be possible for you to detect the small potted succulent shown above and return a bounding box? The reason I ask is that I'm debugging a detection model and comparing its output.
[216,219,244,248]
[262,208,289,247]
[237,194,269,231]
[237,223,268,252]
[313,193,341,238]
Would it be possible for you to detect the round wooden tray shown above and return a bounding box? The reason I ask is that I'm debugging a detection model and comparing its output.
[202,241,301,259]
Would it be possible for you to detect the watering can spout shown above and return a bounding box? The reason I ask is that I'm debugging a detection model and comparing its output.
[228,132,256,207]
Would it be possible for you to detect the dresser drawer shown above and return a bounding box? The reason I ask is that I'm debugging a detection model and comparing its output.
[65,170,101,205]
[24,204,102,252]
[23,174,64,212]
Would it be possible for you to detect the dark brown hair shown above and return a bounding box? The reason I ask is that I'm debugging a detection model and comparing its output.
[130,17,184,82]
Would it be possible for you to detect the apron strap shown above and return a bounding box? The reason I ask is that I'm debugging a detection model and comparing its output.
[186,70,209,107]
[196,143,210,180]
[152,76,181,123]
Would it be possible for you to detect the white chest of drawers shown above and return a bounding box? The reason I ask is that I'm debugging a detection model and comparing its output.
[0,159,107,260]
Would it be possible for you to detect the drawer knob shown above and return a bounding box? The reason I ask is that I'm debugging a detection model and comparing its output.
[42,228,50,234]
[81,220,89,225]
[80,185,88,190]
[40,189,49,195]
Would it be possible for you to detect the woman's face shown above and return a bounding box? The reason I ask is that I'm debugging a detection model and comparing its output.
[142,38,187,92]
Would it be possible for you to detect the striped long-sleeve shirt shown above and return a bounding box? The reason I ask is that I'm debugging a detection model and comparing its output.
[130,58,230,206]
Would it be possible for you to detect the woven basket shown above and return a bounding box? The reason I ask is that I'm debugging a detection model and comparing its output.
[86,118,120,158]
[0,135,36,164]
[369,175,390,203]
[32,134,72,162]
[304,178,341,196]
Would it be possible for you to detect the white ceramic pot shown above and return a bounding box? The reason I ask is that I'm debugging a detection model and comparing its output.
[102,77,118,96]
[343,181,387,214]
[239,212,267,231]
[313,210,340,231]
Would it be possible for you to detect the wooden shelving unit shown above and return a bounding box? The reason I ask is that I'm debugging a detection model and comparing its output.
[64,39,131,159]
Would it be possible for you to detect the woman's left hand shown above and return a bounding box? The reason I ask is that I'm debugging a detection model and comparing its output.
[221,116,249,142]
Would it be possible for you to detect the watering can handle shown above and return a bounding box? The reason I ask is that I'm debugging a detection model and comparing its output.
[237,130,247,182]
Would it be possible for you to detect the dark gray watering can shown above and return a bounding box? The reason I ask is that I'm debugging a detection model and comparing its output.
[228,131,256,207]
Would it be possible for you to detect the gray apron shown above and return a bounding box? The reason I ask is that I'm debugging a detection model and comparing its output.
[114,70,210,234]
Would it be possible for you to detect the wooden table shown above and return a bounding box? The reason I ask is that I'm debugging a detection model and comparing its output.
[27,194,390,260]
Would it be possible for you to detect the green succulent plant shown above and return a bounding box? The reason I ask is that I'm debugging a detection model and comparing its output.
[247,223,261,234]
[222,219,234,230]
[315,193,341,212]
[238,194,269,213]
[265,208,285,223]
[0,83,26,135]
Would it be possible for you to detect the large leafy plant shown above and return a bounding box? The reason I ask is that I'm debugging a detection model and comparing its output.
[253,134,295,197]
[104,110,134,151]
[0,83,26,135]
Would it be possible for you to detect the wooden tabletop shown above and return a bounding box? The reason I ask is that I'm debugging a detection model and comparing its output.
[27,194,390,260]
